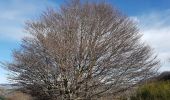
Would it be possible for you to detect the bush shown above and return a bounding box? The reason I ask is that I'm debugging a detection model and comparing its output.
[129,81,170,100]
[0,88,6,100]
[0,96,5,100]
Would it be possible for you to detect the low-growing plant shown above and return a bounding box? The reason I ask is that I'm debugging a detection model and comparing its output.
[129,81,170,100]
[0,96,6,100]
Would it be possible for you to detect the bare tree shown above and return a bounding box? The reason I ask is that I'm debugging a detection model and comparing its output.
[4,0,159,99]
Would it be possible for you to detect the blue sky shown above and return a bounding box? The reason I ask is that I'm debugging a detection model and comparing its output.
[0,0,170,84]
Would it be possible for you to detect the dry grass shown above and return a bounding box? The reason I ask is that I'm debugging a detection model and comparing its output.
[0,88,4,95]
[6,91,32,100]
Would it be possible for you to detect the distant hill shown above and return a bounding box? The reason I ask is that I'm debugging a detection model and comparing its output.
[145,71,170,83]
[156,71,170,81]
[0,84,18,90]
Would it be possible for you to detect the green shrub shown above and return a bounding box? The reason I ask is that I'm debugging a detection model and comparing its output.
[129,81,170,100]
[0,96,6,100]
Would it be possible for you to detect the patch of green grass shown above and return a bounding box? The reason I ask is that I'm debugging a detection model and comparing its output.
[129,81,170,100]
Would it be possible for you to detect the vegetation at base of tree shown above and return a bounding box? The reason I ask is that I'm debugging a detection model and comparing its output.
[126,81,170,100]
[0,96,5,100]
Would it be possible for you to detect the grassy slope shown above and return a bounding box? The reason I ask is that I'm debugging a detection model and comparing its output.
[0,88,32,100]
[127,81,170,100]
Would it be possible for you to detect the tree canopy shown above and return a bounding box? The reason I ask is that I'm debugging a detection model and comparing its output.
[5,0,159,99]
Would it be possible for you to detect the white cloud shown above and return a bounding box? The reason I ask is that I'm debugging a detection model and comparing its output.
[0,76,9,84]
[0,0,58,41]
[135,9,170,72]
[0,68,9,84]
[0,0,59,83]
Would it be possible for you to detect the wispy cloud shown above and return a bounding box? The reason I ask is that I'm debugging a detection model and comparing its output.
[0,76,8,84]
[135,9,170,71]
[0,0,58,41]
[0,0,59,83]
